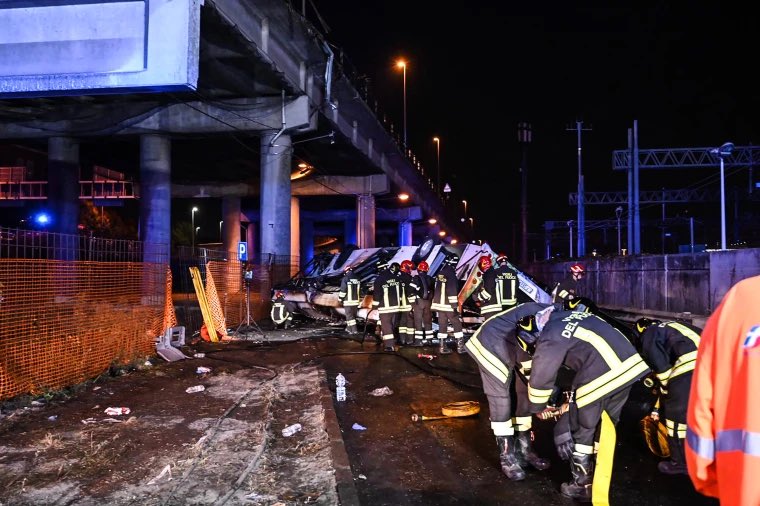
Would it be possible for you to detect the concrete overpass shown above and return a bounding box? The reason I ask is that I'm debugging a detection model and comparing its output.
[0,0,463,265]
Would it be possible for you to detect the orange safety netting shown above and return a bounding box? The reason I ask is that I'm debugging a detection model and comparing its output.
[204,265,228,338]
[0,259,171,401]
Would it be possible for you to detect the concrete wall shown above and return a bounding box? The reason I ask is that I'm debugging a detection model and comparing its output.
[524,248,760,317]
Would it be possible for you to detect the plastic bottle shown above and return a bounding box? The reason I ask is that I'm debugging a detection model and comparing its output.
[336,373,346,402]
[185,385,205,393]
[281,423,302,437]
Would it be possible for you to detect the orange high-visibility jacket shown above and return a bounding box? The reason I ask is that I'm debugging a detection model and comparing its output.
[686,275,760,506]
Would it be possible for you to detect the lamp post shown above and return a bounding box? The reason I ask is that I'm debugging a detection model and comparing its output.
[615,206,623,255]
[462,200,468,218]
[433,137,441,197]
[191,206,198,251]
[710,142,735,250]
[396,59,407,149]
[219,220,223,242]
[469,217,474,236]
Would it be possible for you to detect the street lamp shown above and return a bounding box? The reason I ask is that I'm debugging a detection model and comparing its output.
[219,220,223,242]
[395,59,407,148]
[433,136,441,196]
[709,142,735,250]
[191,206,199,251]
[462,200,468,217]
[615,206,623,255]
[469,217,474,232]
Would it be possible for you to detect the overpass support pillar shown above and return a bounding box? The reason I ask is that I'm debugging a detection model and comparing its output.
[47,137,80,239]
[357,194,376,248]
[139,135,171,266]
[398,220,413,247]
[290,197,300,276]
[260,131,292,294]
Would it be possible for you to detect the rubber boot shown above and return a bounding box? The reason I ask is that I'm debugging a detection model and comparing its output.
[496,436,526,481]
[560,453,593,502]
[438,334,452,354]
[455,334,466,354]
[658,436,688,475]
[515,430,550,470]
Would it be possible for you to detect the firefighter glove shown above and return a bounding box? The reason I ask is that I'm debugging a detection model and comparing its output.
[553,413,574,461]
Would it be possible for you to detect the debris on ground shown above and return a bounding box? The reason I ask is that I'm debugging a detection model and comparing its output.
[368,386,393,397]
[351,423,367,431]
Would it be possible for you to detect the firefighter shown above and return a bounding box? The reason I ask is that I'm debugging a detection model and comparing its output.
[464,302,553,481]
[410,260,434,345]
[338,265,362,334]
[398,260,417,345]
[432,255,464,354]
[371,262,403,352]
[521,305,650,502]
[686,274,760,506]
[634,317,701,475]
[478,254,519,315]
[552,263,585,303]
[270,291,295,329]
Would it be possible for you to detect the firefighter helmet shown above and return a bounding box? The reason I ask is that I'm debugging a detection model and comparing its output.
[417,261,429,272]
[569,263,585,275]
[478,255,492,272]
[516,315,539,355]
[563,296,596,313]
[635,317,661,335]
[400,259,415,274]
[496,254,509,266]
[388,262,400,274]
[274,291,284,299]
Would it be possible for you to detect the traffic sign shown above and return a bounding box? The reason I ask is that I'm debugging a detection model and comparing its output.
[238,242,248,261]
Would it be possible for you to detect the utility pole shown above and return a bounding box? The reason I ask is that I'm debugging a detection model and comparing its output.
[567,120,592,258]
[517,122,532,265]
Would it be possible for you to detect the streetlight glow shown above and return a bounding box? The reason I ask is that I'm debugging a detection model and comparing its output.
[396,59,407,148]
[462,200,468,217]
[398,192,410,201]
[191,207,199,251]
[428,218,437,225]
[438,230,446,237]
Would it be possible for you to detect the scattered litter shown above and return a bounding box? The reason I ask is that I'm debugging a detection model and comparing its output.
[358,474,367,480]
[102,418,124,423]
[93,387,101,391]
[147,464,172,485]
[81,418,97,424]
[352,423,367,431]
[282,423,302,437]
[47,415,57,422]
[196,366,211,374]
[194,353,205,358]
[417,353,436,360]
[104,407,131,416]
[368,386,393,397]
[240,403,247,408]
[144,360,152,367]
[31,400,45,407]
[185,385,205,393]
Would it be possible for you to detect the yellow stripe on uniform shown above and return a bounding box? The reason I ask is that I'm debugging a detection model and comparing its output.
[667,322,701,347]
[465,336,510,384]
[573,326,622,368]
[575,355,650,408]
[528,385,553,404]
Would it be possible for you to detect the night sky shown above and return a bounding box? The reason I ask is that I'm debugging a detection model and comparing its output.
[310,2,760,254]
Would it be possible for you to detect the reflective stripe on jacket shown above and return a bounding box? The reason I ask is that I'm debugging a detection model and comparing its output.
[338,274,362,307]
[528,311,649,410]
[431,265,459,312]
[686,275,760,506]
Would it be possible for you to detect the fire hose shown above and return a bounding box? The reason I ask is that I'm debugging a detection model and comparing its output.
[411,401,481,422]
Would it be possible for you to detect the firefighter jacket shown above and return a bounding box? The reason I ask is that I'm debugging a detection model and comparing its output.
[527,311,650,410]
[465,302,550,385]
[552,275,579,303]
[399,271,414,310]
[639,320,701,394]
[686,275,760,506]
[371,269,404,314]
[431,265,459,313]
[270,297,291,324]
[410,272,434,302]
[338,272,362,307]
[478,264,519,314]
